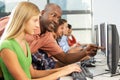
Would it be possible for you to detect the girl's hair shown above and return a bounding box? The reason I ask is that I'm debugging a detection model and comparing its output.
[54,19,67,32]
[59,19,67,26]
[1,1,40,41]
[68,24,72,29]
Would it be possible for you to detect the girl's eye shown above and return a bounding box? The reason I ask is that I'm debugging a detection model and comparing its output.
[34,19,38,22]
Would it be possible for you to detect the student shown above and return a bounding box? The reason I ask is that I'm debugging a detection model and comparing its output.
[67,24,77,47]
[67,24,97,67]
[67,24,89,48]
[57,19,71,53]
[0,2,81,80]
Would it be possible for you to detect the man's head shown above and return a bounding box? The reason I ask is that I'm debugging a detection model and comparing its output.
[40,3,62,35]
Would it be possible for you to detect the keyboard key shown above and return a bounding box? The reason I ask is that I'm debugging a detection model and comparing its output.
[71,72,87,80]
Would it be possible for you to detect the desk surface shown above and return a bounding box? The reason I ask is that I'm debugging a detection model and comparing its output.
[60,51,120,80]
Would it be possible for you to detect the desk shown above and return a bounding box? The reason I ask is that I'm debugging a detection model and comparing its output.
[60,51,120,80]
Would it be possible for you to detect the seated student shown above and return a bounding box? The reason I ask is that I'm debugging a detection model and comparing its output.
[66,24,96,67]
[67,24,79,47]
[67,24,97,67]
[0,2,81,80]
[66,24,88,53]
[67,24,88,48]
[57,19,71,53]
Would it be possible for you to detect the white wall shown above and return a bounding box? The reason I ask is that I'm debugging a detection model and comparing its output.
[93,0,120,26]
[29,0,47,10]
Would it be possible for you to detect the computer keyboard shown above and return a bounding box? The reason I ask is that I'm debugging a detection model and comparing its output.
[81,67,93,79]
[72,71,87,80]
[71,62,93,80]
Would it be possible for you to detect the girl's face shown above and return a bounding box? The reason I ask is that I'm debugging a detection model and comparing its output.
[63,22,69,35]
[56,24,64,38]
[24,14,40,35]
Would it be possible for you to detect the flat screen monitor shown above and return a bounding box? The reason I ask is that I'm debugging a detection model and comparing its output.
[94,25,99,46]
[0,12,10,18]
[100,23,107,55]
[107,24,120,76]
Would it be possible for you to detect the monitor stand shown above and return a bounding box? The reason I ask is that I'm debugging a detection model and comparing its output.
[104,67,120,77]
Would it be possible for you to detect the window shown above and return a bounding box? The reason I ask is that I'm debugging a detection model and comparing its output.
[0,0,93,43]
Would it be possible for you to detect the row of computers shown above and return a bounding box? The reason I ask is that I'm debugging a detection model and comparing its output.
[71,23,120,80]
[94,23,120,77]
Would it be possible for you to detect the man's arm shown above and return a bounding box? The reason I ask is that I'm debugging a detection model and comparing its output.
[53,44,99,65]
[53,49,87,64]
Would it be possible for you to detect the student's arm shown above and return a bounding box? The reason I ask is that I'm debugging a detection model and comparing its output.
[1,49,81,80]
[30,64,62,78]
[53,44,98,64]
[0,49,29,80]
[30,63,81,80]
[44,34,98,64]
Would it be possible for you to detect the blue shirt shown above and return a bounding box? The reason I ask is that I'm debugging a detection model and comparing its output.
[58,35,70,53]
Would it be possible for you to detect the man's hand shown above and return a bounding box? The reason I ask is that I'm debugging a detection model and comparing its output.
[85,44,105,57]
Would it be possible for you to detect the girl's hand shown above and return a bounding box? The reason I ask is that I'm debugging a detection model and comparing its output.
[62,63,81,75]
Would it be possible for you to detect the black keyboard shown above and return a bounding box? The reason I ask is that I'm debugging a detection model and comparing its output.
[72,71,87,80]
[81,67,93,79]
[71,62,93,80]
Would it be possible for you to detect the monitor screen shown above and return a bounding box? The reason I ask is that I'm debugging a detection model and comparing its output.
[100,23,107,55]
[94,25,99,46]
[107,24,120,76]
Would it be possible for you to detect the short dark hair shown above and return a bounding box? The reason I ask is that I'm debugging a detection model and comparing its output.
[68,24,72,29]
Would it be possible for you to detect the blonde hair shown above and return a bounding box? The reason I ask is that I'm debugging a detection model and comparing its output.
[1,1,40,41]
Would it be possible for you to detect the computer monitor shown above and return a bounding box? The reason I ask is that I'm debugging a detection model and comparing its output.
[94,25,100,46]
[100,23,107,55]
[107,24,120,76]
[0,12,10,18]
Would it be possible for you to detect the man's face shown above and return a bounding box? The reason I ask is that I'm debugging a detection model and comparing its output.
[40,6,62,32]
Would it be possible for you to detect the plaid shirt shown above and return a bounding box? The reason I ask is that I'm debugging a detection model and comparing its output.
[32,49,56,70]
